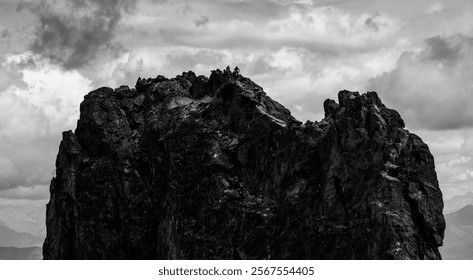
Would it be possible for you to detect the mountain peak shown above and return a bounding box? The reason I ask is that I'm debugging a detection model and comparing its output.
[43,69,445,260]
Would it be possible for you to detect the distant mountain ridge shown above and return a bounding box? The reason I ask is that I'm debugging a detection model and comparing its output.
[0,224,43,248]
[444,192,473,214]
[440,205,473,259]
[0,200,46,238]
[0,247,42,260]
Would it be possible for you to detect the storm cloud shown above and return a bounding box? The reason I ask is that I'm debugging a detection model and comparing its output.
[23,0,136,69]
[369,34,473,130]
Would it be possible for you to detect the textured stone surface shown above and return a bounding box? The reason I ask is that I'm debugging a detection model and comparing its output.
[43,69,445,259]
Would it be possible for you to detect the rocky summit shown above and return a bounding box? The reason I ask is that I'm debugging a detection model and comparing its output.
[43,68,445,259]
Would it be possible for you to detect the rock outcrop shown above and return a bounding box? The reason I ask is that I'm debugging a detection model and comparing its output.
[43,68,445,259]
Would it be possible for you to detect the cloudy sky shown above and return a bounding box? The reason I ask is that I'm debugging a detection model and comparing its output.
[1,0,473,205]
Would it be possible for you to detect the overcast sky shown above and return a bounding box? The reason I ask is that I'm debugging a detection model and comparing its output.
[1,0,473,202]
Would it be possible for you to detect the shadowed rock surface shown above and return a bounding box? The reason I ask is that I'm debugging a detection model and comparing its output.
[43,68,445,259]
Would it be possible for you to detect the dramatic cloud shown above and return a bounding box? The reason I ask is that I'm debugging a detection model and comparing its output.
[415,129,473,199]
[0,52,92,192]
[0,91,52,189]
[22,0,136,69]
[120,0,400,57]
[369,34,473,130]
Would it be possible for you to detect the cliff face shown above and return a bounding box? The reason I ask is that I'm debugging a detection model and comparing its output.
[43,69,445,259]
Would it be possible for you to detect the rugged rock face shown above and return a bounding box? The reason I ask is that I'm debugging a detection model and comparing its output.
[43,68,445,259]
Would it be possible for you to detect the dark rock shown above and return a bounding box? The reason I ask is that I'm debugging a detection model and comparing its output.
[323,99,339,118]
[155,75,167,82]
[43,68,445,260]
